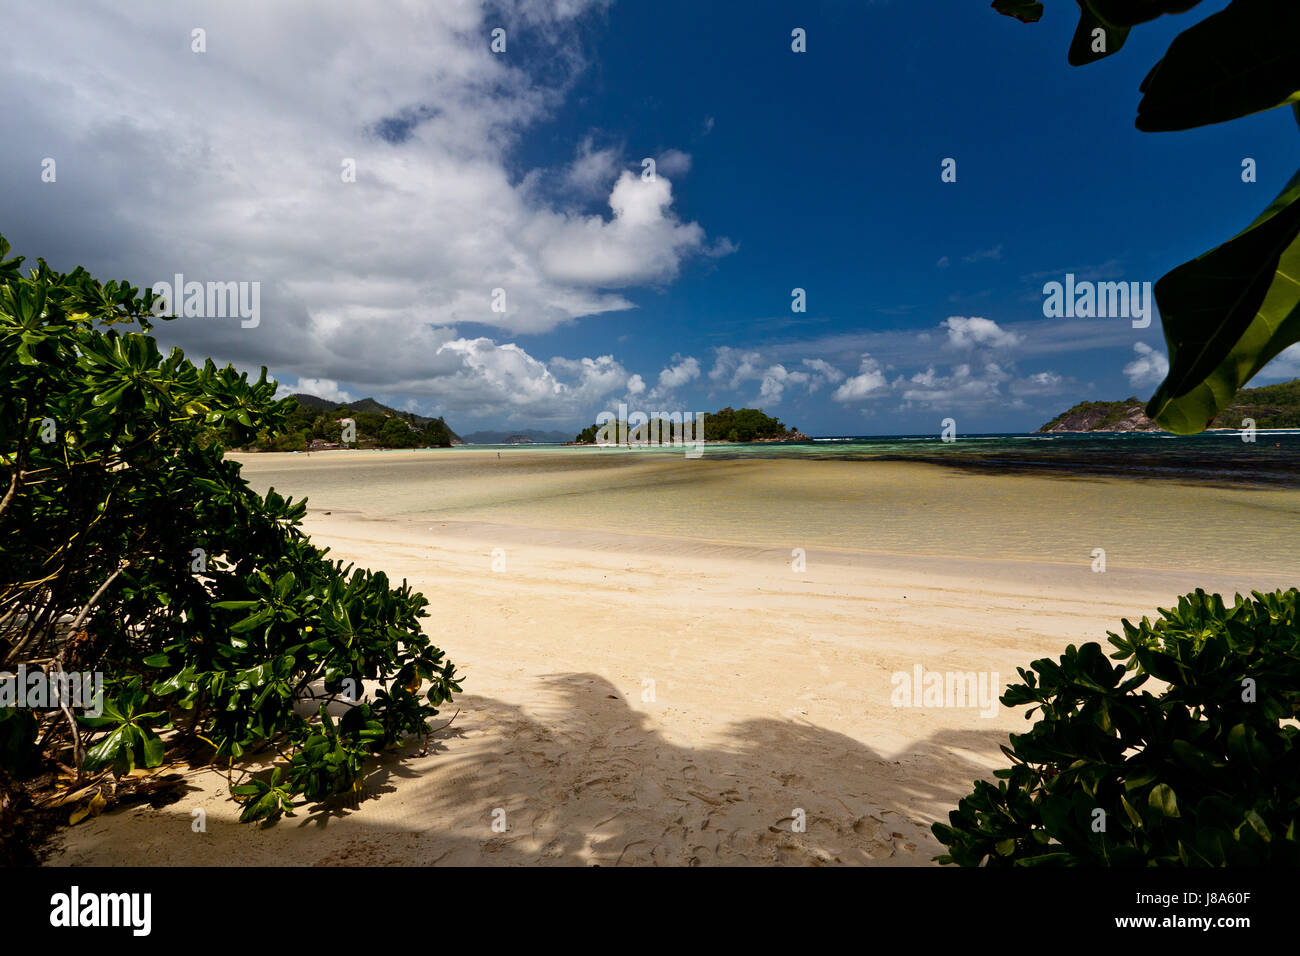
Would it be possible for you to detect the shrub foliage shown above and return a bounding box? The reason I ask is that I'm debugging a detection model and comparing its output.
[0,236,459,824]
[934,588,1300,865]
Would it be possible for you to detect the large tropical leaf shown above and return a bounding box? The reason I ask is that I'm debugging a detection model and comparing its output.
[991,0,1043,23]
[1146,168,1300,433]
[1068,3,1130,66]
[993,1,1203,65]
[1137,0,1300,131]
[1085,0,1203,27]
[1069,1,1204,65]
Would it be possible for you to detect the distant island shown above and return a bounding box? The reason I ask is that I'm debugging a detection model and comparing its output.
[461,429,573,444]
[574,406,809,444]
[1038,379,1300,432]
[243,393,464,451]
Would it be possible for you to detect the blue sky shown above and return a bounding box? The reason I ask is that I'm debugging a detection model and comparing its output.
[2,0,1297,435]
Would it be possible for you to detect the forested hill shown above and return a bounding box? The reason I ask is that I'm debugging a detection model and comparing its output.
[1038,379,1300,432]
[574,407,809,444]
[289,393,454,430]
[244,393,462,450]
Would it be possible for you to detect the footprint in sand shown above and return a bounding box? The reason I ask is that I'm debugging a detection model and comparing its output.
[851,814,884,839]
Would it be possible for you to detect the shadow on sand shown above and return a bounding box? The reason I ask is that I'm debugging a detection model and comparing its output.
[61,671,1011,867]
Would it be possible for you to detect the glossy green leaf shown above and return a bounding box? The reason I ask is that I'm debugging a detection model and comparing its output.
[1068,2,1130,66]
[1242,809,1272,841]
[230,607,274,633]
[1137,0,1300,131]
[991,0,1044,23]
[1120,793,1144,829]
[1087,0,1204,28]
[212,600,259,611]
[1146,168,1300,433]
[1148,783,1180,817]
[142,733,165,768]
[82,725,130,772]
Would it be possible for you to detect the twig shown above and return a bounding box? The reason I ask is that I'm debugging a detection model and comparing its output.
[420,709,461,755]
[70,559,130,631]
[428,709,461,735]
[57,693,83,777]
[0,402,30,521]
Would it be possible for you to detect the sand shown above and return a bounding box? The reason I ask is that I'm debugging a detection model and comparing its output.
[46,450,1300,866]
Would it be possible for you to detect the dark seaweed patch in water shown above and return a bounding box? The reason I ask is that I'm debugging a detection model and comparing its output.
[874,453,1295,488]
[699,432,1300,488]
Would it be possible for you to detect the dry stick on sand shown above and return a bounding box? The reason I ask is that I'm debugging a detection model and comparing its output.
[420,709,461,756]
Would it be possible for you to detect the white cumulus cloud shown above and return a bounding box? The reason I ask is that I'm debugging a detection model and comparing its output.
[942,316,1021,350]
[832,356,888,402]
[657,355,701,389]
[287,378,353,404]
[1123,342,1169,389]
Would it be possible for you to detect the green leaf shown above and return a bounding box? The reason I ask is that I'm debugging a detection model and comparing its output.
[1148,783,1180,818]
[82,726,130,772]
[1146,168,1300,433]
[274,570,296,600]
[1242,809,1272,842]
[992,0,1044,24]
[142,733,165,768]
[76,713,119,730]
[1136,0,1300,132]
[1120,794,1144,828]
[1068,2,1131,67]
[1086,0,1203,28]
[151,667,197,696]
[231,607,273,633]
[253,681,276,711]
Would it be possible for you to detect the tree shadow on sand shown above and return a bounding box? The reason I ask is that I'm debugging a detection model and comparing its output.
[49,672,1009,866]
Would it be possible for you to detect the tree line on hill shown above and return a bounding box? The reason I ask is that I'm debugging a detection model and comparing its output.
[1039,378,1300,432]
[247,394,457,450]
[573,406,804,444]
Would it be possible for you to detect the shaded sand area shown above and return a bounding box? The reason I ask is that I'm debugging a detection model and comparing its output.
[49,449,1300,865]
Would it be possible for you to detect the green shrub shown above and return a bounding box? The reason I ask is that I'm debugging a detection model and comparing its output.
[0,236,459,824]
[933,588,1300,865]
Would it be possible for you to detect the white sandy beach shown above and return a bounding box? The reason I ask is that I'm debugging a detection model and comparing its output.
[47,450,1300,866]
